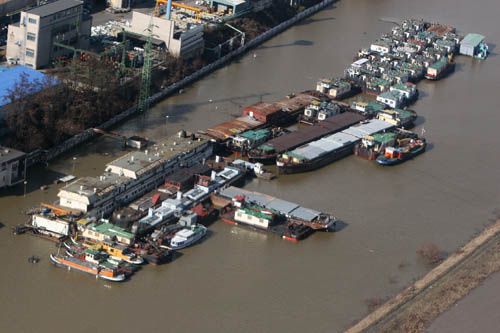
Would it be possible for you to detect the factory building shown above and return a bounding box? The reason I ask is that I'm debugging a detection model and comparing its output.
[125,10,204,58]
[6,0,92,69]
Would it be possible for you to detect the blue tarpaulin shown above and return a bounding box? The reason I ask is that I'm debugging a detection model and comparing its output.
[0,66,49,107]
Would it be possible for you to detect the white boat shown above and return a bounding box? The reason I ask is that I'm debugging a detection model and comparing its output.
[169,225,208,250]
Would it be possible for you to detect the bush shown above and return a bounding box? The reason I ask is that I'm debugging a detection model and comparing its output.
[417,243,446,266]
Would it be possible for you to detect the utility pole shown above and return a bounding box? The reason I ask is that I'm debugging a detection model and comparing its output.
[138,17,155,113]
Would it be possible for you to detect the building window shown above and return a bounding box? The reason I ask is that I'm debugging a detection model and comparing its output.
[28,18,37,24]
[27,32,36,41]
[26,48,35,57]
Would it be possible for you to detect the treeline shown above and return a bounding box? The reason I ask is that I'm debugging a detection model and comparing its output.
[4,58,137,152]
[2,0,325,153]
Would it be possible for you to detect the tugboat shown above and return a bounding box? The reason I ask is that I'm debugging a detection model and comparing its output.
[282,223,314,242]
[49,252,126,282]
[169,224,208,250]
[376,137,427,165]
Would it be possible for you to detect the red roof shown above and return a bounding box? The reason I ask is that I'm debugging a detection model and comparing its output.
[151,193,161,206]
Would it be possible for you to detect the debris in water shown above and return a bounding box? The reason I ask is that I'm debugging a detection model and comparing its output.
[28,256,40,264]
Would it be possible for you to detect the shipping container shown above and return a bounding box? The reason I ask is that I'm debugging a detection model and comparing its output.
[32,215,71,236]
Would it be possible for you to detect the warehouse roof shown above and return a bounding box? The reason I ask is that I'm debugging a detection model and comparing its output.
[0,66,50,107]
[26,0,82,17]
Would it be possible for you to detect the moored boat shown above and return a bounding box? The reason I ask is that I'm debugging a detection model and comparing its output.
[277,119,394,174]
[49,253,126,282]
[169,224,208,250]
[425,56,455,80]
[376,137,427,165]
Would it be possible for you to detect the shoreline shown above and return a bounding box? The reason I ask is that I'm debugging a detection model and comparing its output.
[346,219,500,333]
[25,0,337,166]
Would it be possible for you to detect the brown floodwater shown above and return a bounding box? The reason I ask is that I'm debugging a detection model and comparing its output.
[1,0,500,332]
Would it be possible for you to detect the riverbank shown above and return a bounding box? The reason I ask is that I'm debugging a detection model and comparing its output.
[21,0,337,166]
[346,219,500,333]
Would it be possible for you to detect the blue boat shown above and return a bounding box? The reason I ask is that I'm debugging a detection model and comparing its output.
[376,138,427,166]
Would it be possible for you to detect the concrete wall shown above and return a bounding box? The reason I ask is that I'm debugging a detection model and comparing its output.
[127,11,175,50]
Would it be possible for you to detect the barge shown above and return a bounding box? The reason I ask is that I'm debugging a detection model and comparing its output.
[50,253,127,282]
[277,119,394,174]
[217,186,336,233]
[248,112,366,164]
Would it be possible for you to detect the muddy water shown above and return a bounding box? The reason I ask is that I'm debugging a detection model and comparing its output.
[1,0,500,332]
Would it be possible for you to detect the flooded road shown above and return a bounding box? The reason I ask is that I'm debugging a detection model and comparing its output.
[1,0,500,332]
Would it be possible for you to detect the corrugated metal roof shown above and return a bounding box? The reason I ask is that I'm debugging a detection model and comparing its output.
[292,145,326,160]
[326,132,359,145]
[289,206,320,222]
[218,187,321,221]
[309,138,342,152]
[206,116,263,140]
[461,33,485,47]
[265,199,299,215]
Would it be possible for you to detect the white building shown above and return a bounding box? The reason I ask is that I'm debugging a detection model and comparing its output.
[0,146,26,189]
[6,0,92,69]
[125,11,204,58]
[57,132,213,217]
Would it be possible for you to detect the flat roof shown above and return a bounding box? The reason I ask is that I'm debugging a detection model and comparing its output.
[61,173,128,197]
[0,146,25,163]
[26,0,82,17]
[461,33,485,47]
[107,132,208,176]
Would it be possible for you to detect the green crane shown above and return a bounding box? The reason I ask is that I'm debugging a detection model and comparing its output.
[138,18,155,113]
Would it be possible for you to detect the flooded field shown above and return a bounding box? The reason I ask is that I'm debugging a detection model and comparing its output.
[1,0,500,332]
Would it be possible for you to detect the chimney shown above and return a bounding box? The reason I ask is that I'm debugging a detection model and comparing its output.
[176,191,182,200]
[211,170,216,181]
[166,0,172,20]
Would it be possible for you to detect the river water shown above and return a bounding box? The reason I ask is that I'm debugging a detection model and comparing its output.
[1,0,500,332]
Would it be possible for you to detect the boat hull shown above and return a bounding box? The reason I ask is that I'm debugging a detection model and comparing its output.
[50,254,126,282]
[277,144,355,174]
[425,63,456,80]
[376,144,426,166]
[169,228,207,250]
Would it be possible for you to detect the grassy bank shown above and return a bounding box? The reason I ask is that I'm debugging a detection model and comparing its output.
[346,219,500,333]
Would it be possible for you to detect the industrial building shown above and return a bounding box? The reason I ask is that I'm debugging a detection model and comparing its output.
[0,146,27,189]
[125,10,204,58]
[6,0,92,69]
